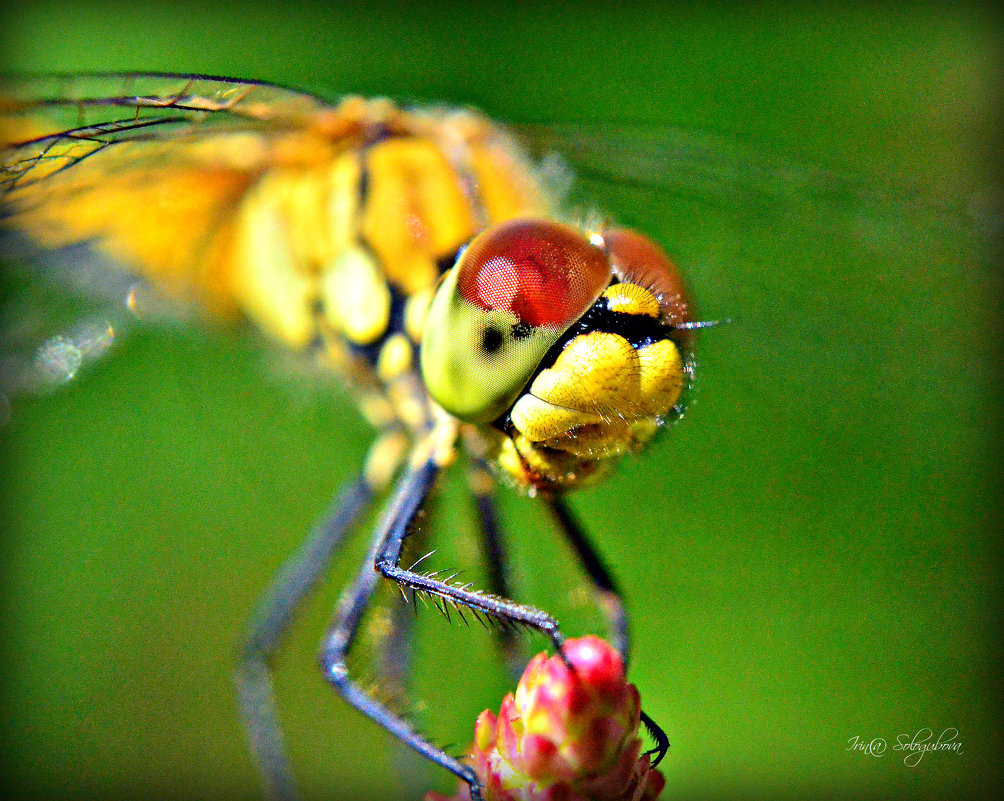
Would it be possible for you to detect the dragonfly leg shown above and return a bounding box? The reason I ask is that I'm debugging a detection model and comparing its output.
[545,494,630,664]
[236,425,412,800]
[320,420,571,800]
[640,709,671,768]
[319,450,486,800]
[375,495,567,662]
[468,464,523,677]
[236,473,374,801]
[547,495,670,767]
[372,495,435,789]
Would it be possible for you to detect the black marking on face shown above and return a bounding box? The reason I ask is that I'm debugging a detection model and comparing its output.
[510,321,532,340]
[481,324,504,355]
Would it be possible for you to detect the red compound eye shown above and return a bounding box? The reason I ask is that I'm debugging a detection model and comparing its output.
[456,219,610,328]
[602,228,690,327]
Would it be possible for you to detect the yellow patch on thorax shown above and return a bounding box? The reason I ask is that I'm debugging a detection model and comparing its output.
[361,137,476,295]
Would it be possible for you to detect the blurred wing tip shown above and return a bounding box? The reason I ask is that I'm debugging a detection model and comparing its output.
[1,315,118,399]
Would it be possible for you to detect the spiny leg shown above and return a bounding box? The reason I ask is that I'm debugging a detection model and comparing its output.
[376,515,566,660]
[319,451,482,798]
[468,464,522,677]
[546,493,629,663]
[236,429,407,801]
[640,710,671,768]
[546,494,669,767]
[373,545,422,711]
[319,435,569,801]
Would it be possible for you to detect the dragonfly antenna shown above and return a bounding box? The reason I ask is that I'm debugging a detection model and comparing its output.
[674,318,731,330]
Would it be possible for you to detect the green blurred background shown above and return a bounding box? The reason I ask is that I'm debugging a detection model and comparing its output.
[1,2,1000,800]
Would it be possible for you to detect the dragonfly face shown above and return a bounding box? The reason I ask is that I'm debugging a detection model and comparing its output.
[1,73,690,799]
[423,218,694,491]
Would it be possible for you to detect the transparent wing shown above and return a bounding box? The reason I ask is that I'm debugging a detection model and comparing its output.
[0,73,344,405]
[515,121,981,227]
[513,120,992,347]
[1,72,339,217]
[1,72,332,193]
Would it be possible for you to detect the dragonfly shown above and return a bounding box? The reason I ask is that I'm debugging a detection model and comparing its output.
[0,73,710,800]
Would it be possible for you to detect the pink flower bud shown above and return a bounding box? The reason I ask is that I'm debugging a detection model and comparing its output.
[426,636,665,801]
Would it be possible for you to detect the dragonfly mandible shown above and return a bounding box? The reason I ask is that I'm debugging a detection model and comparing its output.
[1,73,706,800]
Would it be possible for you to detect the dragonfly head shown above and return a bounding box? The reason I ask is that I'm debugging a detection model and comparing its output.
[420,218,696,492]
